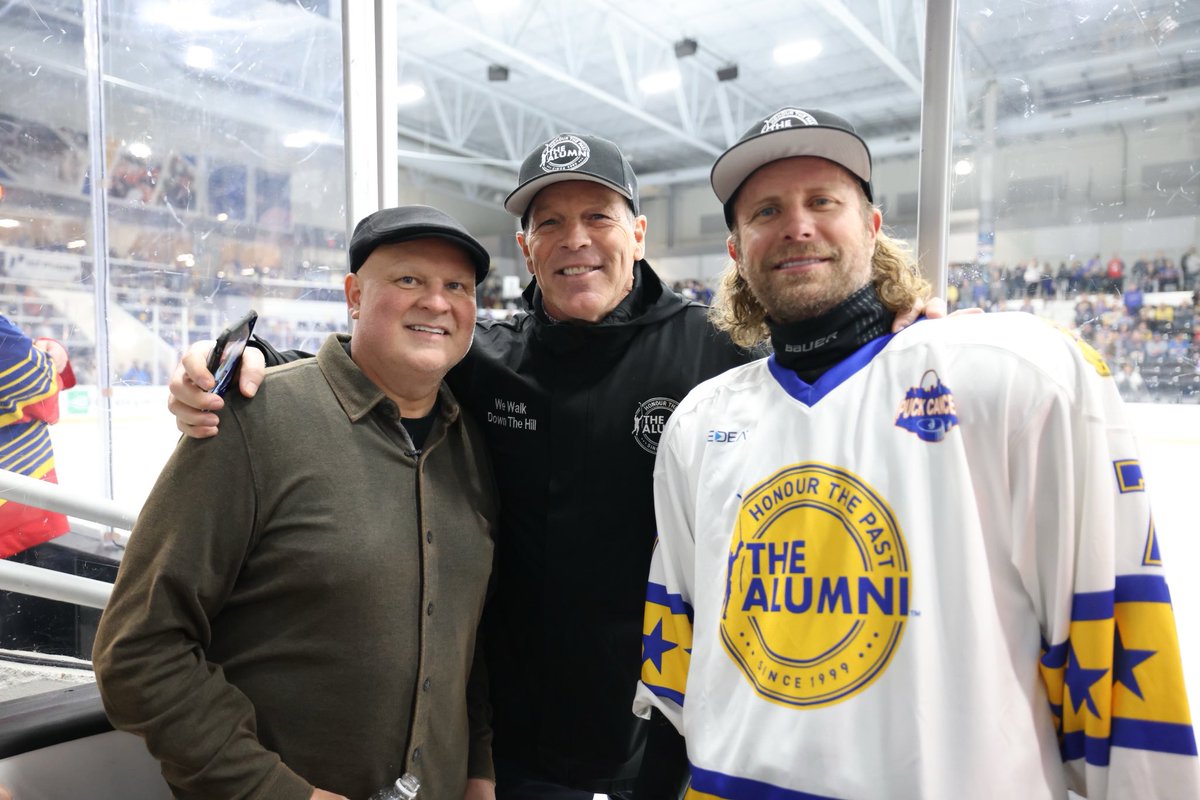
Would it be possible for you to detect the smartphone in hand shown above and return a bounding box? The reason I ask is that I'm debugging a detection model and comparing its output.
[206,310,258,396]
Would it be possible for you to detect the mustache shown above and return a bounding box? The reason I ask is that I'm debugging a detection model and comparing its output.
[767,244,840,267]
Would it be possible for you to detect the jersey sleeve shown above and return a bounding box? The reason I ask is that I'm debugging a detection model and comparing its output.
[0,314,58,426]
[1018,328,1200,797]
[633,415,697,733]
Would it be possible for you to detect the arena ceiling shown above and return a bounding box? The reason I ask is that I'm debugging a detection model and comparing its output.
[1,0,1198,214]
[390,0,1200,206]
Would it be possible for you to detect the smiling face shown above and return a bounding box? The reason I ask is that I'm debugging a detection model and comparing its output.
[345,238,476,411]
[728,156,881,323]
[516,180,646,323]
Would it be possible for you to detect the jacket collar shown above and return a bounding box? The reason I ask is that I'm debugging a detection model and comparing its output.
[520,259,690,328]
[316,333,460,426]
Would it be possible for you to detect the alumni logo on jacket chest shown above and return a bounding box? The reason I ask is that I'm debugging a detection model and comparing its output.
[631,397,678,454]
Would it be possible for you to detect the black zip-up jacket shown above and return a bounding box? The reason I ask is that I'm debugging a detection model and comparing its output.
[254,261,757,795]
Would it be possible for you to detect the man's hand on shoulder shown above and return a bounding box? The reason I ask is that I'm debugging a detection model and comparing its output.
[892,296,944,331]
[891,296,982,332]
[168,340,267,438]
[464,778,496,800]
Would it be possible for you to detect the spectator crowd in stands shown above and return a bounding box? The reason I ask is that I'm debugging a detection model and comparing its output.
[947,251,1198,402]
[2,237,1197,401]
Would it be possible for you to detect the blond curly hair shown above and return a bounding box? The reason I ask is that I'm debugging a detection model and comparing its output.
[709,213,931,348]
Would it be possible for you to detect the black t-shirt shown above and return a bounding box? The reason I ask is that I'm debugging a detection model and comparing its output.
[399,398,439,451]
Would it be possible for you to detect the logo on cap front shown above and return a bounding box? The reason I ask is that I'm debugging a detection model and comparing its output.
[540,135,591,172]
[761,108,819,134]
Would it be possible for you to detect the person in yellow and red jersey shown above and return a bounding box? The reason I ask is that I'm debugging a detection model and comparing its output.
[0,313,77,654]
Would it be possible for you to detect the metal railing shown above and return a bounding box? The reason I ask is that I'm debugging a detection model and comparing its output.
[0,470,138,610]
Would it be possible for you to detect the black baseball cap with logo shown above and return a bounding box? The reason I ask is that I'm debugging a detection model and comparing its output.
[711,107,873,229]
[348,205,491,282]
[504,133,640,219]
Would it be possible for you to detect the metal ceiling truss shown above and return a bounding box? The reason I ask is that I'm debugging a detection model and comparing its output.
[584,0,772,145]
[393,0,907,199]
[395,0,724,156]
[813,0,922,96]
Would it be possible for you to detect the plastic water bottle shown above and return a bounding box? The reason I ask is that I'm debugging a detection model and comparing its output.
[368,772,420,800]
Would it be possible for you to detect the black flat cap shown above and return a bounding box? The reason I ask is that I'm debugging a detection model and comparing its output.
[349,205,491,282]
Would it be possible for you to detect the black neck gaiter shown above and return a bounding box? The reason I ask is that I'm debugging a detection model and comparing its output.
[767,285,895,384]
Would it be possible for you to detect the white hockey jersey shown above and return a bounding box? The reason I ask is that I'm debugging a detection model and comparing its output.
[633,313,1198,800]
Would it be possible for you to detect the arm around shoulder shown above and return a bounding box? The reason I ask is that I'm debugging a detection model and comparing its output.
[168,332,313,438]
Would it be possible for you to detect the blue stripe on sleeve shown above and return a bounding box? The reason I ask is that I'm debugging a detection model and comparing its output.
[646,582,695,621]
[1040,639,1068,669]
[1060,730,1110,766]
[1069,575,1173,623]
[689,764,845,800]
[1071,589,1114,621]
[1112,717,1199,756]
[644,683,686,707]
[1115,574,1172,604]
[1062,718,1198,765]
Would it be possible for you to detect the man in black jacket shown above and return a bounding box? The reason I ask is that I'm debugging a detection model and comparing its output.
[167,133,933,799]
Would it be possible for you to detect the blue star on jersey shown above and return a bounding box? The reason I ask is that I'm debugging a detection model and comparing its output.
[642,619,678,673]
[1065,643,1109,717]
[1112,625,1155,701]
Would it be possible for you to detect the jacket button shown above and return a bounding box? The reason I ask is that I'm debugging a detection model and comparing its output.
[412,747,422,763]
[423,678,431,692]
[426,530,433,543]
[426,602,434,616]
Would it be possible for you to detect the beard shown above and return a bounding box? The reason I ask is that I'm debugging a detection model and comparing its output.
[746,243,872,323]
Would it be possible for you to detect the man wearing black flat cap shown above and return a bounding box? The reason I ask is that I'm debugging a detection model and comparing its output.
[165,129,941,800]
[95,206,500,800]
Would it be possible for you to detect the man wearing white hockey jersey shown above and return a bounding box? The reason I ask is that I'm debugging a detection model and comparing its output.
[633,106,1200,799]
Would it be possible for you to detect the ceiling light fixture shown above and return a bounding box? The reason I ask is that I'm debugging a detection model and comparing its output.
[954,159,974,176]
[67,239,87,249]
[141,0,219,32]
[126,141,152,159]
[773,39,823,65]
[0,219,21,228]
[472,0,519,13]
[397,83,426,106]
[717,64,739,82]
[185,45,214,70]
[674,38,698,58]
[639,70,681,95]
[284,130,330,149]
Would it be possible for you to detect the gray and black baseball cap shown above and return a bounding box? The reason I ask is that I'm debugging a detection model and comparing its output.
[349,204,490,282]
[711,107,873,229]
[504,133,639,218]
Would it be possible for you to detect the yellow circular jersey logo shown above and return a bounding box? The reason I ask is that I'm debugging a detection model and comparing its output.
[721,463,911,708]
